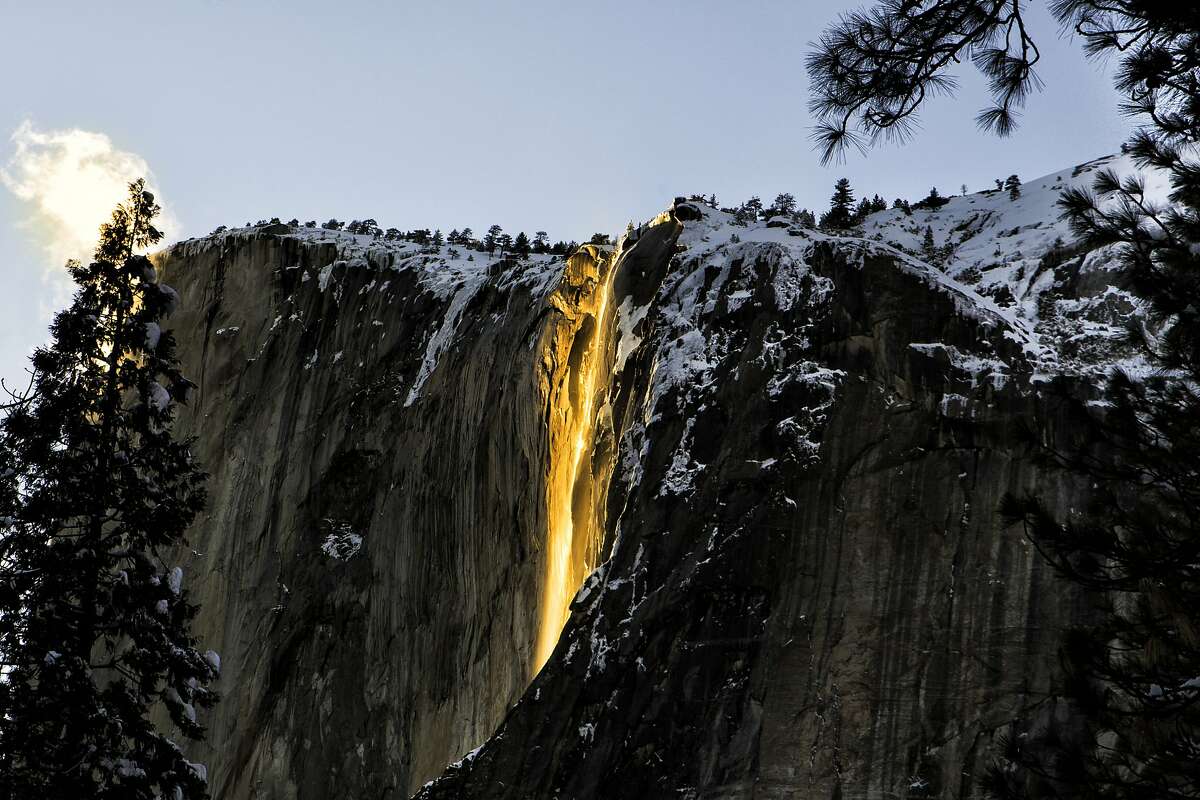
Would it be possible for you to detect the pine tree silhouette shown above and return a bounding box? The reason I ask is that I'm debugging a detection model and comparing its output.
[0,181,219,799]
[820,178,855,229]
[1004,174,1022,201]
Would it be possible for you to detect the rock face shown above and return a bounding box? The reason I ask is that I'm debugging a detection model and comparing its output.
[158,234,574,797]
[158,166,1127,799]
[416,205,1094,800]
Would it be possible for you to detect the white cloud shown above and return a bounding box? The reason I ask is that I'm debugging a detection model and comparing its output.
[1,120,180,296]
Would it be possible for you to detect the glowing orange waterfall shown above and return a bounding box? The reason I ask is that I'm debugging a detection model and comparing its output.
[534,244,619,674]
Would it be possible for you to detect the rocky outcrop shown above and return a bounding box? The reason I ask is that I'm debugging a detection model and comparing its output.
[159,193,1104,799]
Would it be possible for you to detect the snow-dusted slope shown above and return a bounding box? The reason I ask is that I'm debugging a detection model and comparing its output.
[651,153,1167,379]
[860,153,1171,374]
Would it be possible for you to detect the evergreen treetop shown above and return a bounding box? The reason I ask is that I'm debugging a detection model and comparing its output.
[769,193,797,217]
[483,224,503,254]
[820,178,856,229]
[1005,174,1022,200]
[512,231,531,257]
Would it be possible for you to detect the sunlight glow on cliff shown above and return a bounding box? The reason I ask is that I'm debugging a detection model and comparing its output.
[535,247,618,674]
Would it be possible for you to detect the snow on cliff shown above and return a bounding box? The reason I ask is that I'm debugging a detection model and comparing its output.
[170,224,566,405]
[173,224,564,303]
[859,152,1171,375]
[168,151,1163,394]
[668,152,1168,380]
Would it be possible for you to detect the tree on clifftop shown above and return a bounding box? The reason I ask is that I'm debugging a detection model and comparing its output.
[0,182,220,799]
[1005,174,1022,201]
[512,231,531,257]
[483,224,502,254]
[769,192,797,217]
[819,178,855,230]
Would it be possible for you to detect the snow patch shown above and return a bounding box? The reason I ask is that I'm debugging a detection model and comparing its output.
[614,295,651,373]
[144,322,161,350]
[167,566,183,596]
[148,382,170,412]
[404,273,487,406]
[909,342,1010,389]
[321,520,363,561]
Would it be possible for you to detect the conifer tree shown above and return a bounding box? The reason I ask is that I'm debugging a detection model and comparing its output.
[820,178,855,229]
[1005,174,1022,201]
[736,196,764,223]
[921,225,936,260]
[483,224,502,254]
[512,231,531,257]
[854,197,873,222]
[770,193,797,217]
[989,133,1200,800]
[0,182,219,799]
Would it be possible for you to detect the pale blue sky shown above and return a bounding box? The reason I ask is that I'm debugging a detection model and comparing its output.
[1,0,1131,389]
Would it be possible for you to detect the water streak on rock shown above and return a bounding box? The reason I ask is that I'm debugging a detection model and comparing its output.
[535,243,619,673]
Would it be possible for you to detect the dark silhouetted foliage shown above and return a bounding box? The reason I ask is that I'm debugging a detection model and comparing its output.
[0,182,219,799]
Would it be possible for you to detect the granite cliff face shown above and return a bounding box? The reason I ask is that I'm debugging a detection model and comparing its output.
[158,231,565,797]
[158,160,1140,799]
